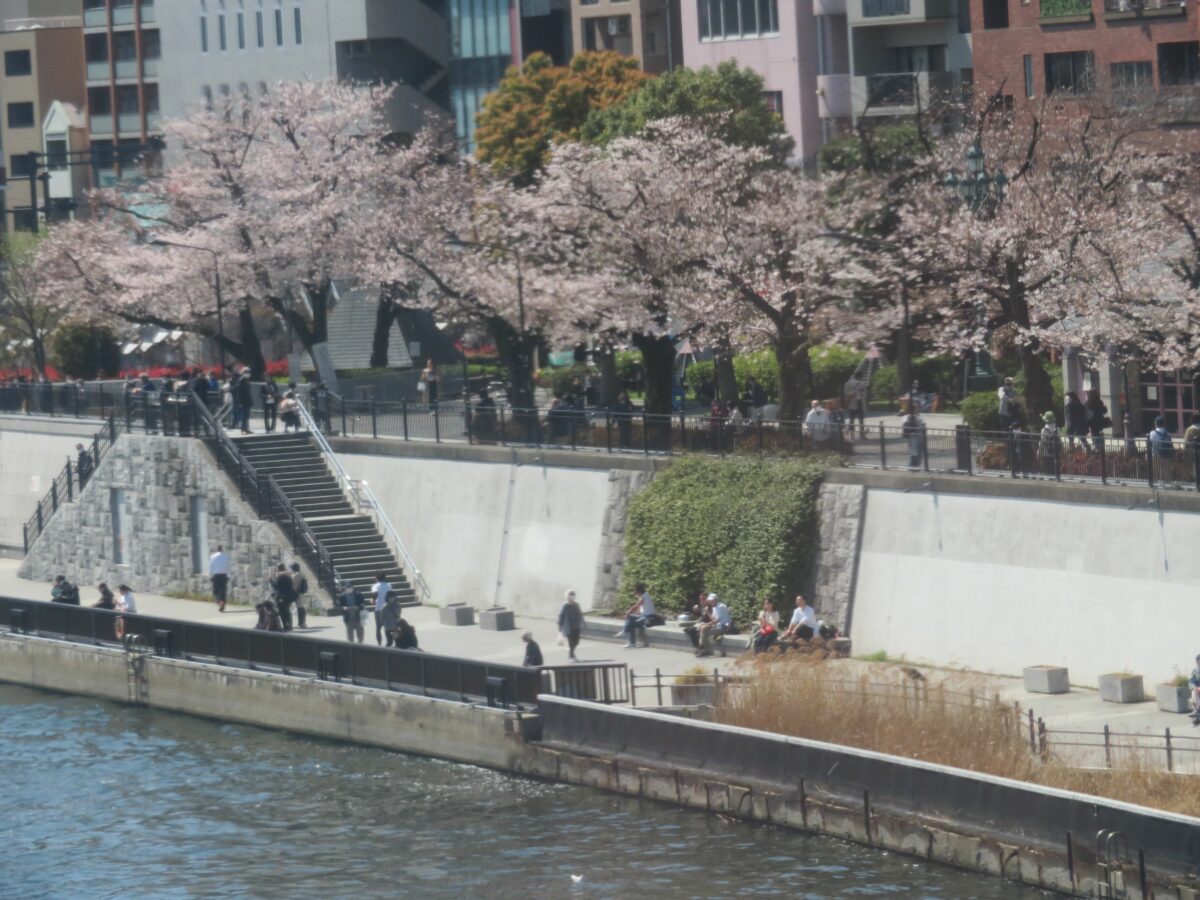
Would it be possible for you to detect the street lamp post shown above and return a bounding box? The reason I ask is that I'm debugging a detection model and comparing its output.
[944,141,1008,394]
[149,239,226,375]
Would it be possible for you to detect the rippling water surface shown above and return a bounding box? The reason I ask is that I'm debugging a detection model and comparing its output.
[0,684,1050,899]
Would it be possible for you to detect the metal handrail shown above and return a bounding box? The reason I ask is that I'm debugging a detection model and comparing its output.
[294,397,431,604]
[188,392,340,597]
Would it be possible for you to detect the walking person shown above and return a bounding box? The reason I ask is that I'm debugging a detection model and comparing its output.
[370,572,392,646]
[1086,389,1110,441]
[76,443,93,490]
[1064,391,1090,451]
[419,360,438,411]
[260,380,279,433]
[1149,415,1175,483]
[558,589,584,662]
[901,408,924,470]
[381,593,403,647]
[235,367,253,434]
[998,378,1019,431]
[1038,412,1060,476]
[269,565,296,631]
[210,545,231,612]
[337,582,366,643]
[289,563,308,628]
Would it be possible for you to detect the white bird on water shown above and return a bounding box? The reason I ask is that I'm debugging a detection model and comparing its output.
[570,875,584,884]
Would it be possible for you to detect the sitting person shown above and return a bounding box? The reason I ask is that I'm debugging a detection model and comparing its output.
[394,617,419,651]
[752,599,780,654]
[620,583,656,649]
[93,582,117,610]
[696,594,733,658]
[1190,655,1200,726]
[683,596,714,650]
[51,575,80,605]
[783,595,819,642]
[522,631,543,667]
[256,600,284,632]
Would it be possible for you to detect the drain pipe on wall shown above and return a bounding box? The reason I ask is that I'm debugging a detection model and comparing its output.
[493,453,522,607]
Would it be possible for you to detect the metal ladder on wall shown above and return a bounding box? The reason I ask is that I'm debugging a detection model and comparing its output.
[1095,830,1129,899]
[123,633,149,707]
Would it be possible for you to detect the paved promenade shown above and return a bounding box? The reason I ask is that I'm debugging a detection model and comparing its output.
[2,560,1195,770]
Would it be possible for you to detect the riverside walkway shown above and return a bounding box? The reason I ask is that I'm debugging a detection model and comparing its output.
[2,560,1197,771]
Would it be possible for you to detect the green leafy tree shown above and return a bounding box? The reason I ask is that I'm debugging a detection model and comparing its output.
[580,60,793,163]
[52,322,122,379]
[818,123,926,175]
[474,51,648,185]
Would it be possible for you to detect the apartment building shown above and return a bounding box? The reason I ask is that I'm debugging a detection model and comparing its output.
[971,0,1200,124]
[680,0,827,162]
[0,7,84,231]
[570,0,681,74]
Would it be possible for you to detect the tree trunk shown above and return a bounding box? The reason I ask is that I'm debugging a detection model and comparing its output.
[632,332,676,416]
[714,339,739,406]
[776,332,814,422]
[1019,347,1054,427]
[370,294,395,369]
[236,304,267,380]
[491,317,537,411]
[31,337,46,378]
[596,344,618,407]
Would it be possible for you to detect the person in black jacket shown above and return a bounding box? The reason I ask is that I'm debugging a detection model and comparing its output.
[235,368,253,434]
[76,443,93,490]
[522,631,543,667]
[1064,392,1090,451]
[269,565,297,631]
[260,380,279,432]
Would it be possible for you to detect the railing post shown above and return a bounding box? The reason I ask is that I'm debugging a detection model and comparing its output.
[498,405,506,446]
[36,502,43,535]
[1008,431,1018,479]
[291,507,299,553]
[371,398,378,440]
[1165,727,1173,773]
[50,480,58,513]
[679,411,686,453]
[605,411,612,453]
[340,399,347,438]
[401,398,409,441]
[569,411,577,451]
[921,427,929,472]
[1146,440,1155,488]
[1103,723,1112,768]
[66,460,73,502]
[108,416,116,444]
[642,413,649,456]
[1054,436,1061,481]
[1098,434,1107,485]
[464,399,473,445]
[22,522,28,555]
[433,403,441,443]
[878,423,887,470]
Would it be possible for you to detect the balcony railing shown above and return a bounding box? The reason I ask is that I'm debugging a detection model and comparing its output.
[114,58,137,79]
[853,70,957,115]
[1104,0,1184,9]
[112,2,135,25]
[118,112,141,133]
[89,113,114,135]
[140,2,155,22]
[83,7,107,27]
[86,60,109,80]
[1040,0,1091,16]
[145,112,161,132]
[143,57,159,77]
[866,72,916,106]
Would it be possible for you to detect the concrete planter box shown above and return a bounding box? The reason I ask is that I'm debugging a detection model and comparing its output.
[438,603,475,627]
[479,607,515,631]
[671,683,717,706]
[1023,665,1069,694]
[1156,683,1191,714]
[1099,673,1144,704]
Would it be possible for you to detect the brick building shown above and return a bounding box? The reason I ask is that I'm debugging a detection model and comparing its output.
[971,0,1200,116]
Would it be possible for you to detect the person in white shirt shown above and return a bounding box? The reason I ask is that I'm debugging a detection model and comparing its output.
[621,583,656,649]
[370,572,392,646]
[209,546,231,612]
[783,594,819,642]
[116,585,137,614]
[697,594,732,657]
[805,400,832,445]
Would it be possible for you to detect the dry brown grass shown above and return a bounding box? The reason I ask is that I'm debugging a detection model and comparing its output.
[713,656,1200,819]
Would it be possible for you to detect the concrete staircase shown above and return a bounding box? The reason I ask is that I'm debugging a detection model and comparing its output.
[231,432,418,605]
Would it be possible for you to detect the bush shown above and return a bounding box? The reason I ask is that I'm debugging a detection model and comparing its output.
[810,345,863,400]
[621,456,824,625]
[544,364,589,397]
[732,350,779,400]
[684,360,716,397]
[52,323,121,380]
[870,364,900,403]
[615,350,642,385]
[961,391,1003,432]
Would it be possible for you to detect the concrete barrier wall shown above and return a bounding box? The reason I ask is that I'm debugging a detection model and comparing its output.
[0,634,533,770]
[338,451,625,616]
[851,487,1200,686]
[0,420,97,549]
[527,697,1200,895]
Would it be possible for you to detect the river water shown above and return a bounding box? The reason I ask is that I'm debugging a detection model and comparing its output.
[0,684,1048,899]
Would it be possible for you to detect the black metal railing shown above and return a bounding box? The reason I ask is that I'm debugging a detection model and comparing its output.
[188,392,341,598]
[0,594,543,706]
[539,663,630,704]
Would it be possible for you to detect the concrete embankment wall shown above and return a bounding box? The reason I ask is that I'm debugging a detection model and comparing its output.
[831,471,1200,686]
[0,633,536,769]
[522,697,1200,898]
[0,418,98,550]
[332,439,659,616]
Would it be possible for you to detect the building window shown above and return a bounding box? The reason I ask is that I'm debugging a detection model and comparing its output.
[862,0,910,15]
[10,153,35,178]
[237,10,245,48]
[1045,50,1094,94]
[1111,60,1152,90]
[201,13,209,51]
[4,50,31,77]
[256,8,264,46]
[763,90,783,114]
[12,208,36,233]
[343,39,368,56]
[982,0,1008,27]
[293,6,302,44]
[202,85,213,109]
[218,12,227,50]
[957,0,971,30]
[698,0,779,39]
[1159,41,1200,86]
[7,102,34,129]
[275,2,284,45]
[645,30,656,53]
[47,139,69,171]
[1023,54,1034,97]
[88,86,113,115]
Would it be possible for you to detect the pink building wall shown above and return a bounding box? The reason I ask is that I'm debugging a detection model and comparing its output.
[678,0,824,163]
